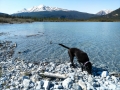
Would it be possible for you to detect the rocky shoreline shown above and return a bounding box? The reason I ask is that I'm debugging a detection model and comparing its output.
[0,41,120,90]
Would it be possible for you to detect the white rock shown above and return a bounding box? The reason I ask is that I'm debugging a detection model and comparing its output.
[116,85,120,90]
[106,76,110,80]
[14,81,19,85]
[62,78,73,89]
[43,80,51,90]
[104,81,109,85]
[10,86,15,90]
[35,81,44,89]
[88,75,93,82]
[31,75,38,82]
[101,71,109,78]
[23,79,31,89]
[28,63,33,68]
[111,76,117,83]
[68,73,75,80]
[108,83,116,90]
[78,80,87,90]
[54,84,59,89]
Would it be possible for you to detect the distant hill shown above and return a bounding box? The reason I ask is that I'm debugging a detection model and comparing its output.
[12,5,97,20]
[89,8,120,21]
[0,12,11,17]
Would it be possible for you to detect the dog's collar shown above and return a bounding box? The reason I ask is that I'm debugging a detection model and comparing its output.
[84,61,90,66]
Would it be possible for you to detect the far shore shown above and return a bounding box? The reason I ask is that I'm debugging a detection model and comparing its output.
[0,17,120,24]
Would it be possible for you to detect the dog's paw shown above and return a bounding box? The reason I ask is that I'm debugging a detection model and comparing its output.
[70,64,76,68]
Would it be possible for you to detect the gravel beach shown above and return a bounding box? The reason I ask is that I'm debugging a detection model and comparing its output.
[0,41,120,90]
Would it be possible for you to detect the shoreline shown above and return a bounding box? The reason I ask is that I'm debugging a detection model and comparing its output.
[0,40,120,89]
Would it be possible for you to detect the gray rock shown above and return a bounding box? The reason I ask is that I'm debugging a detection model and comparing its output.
[54,83,63,89]
[29,82,34,88]
[22,76,29,80]
[92,82,100,87]
[72,83,82,90]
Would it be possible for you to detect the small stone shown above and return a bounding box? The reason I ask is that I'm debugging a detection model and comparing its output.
[43,80,51,90]
[23,79,31,89]
[116,85,120,90]
[106,76,110,80]
[105,81,109,85]
[101,71,109,78]
[78,80,87,90]
[92,82,100,87]
[54,84,59,89]
[68,73,75,80]
[35,81,44,89]
[62,78,73,89]
[28,63,33,68]
[88,75,93,82]
[54,84,63,89]
[108,83,116,90]
[72,83,82,90]
[29,82,34,88]
[22,76,29,80]
[111,76,117,83]
[10,86,15,90]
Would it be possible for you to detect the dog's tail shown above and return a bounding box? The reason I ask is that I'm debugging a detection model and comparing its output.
[59,44,70,49]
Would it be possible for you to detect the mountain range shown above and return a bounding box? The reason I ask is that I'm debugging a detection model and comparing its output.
[17,5,70,13]
[12,5,98,20]
[1,5,120,22]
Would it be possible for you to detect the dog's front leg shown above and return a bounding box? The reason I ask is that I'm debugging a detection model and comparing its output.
[68,51,76,68]
[79,63,84,72]
[81,66,84,72]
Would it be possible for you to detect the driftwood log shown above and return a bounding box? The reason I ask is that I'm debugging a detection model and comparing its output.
[39,72,68,79]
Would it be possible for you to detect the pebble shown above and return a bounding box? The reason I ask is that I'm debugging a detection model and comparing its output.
[101,71,109,78]
[23,79,31,89]
[62,78,73,89]
[43,80,51,90]
[72,83,82,90]
[0,40,120,90]
[35,81,44,89]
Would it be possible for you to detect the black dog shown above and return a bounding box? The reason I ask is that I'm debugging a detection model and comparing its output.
[59,44,92,74]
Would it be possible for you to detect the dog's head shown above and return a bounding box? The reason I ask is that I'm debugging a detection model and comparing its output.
[84,62,92,74]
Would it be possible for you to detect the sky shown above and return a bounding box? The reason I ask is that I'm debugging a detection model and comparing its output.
[0,0,120,14]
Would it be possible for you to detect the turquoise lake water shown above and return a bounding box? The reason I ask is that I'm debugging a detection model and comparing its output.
[0,22,120,72]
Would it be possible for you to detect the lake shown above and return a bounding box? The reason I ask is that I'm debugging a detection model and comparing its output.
[0,22,120,72]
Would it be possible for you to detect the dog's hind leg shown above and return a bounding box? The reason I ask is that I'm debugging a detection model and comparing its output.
[68,51,76,68]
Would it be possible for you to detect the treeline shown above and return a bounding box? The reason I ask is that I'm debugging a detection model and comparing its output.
[31,17,85,22]
[0,13,120,23]
[0,14,35,23]
[0,14,86,23]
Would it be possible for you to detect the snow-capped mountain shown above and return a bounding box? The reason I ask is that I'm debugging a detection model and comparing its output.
[17,5,70,13]
[96,10,113,15]
[12,4,98,20]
